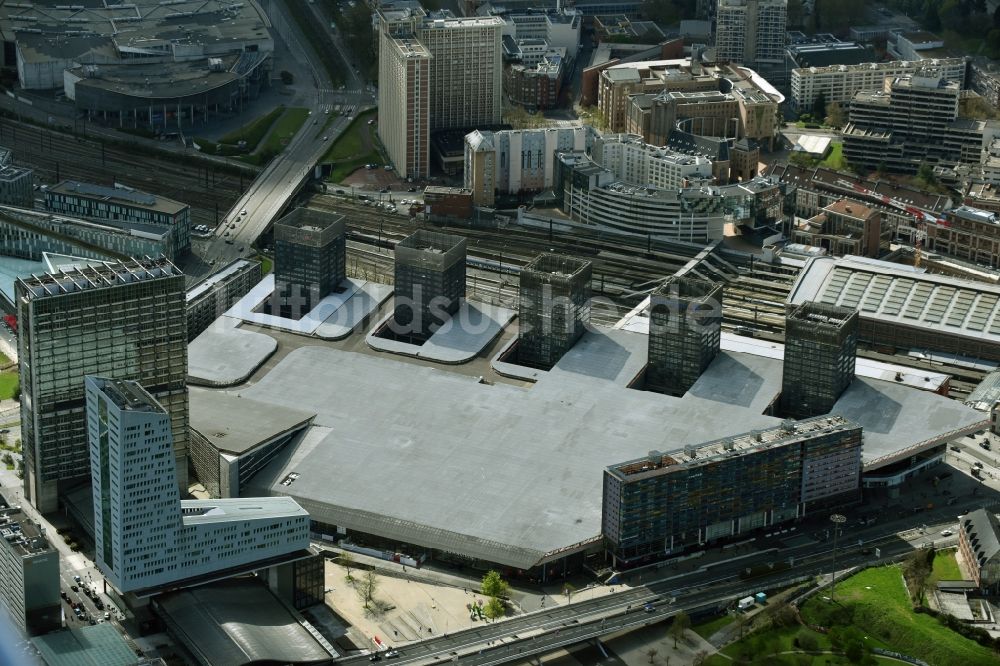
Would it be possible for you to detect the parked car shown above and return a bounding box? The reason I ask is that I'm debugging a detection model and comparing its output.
[941,529,954,536]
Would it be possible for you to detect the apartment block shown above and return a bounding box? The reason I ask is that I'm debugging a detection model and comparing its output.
[17,258,188,513]
[715,0,787,69]
[393,229,466,339]
[646,277,722,396]
[86,377,310,595]
[463,126,591,206]
[377,2,503,178]
[602,415,863,566]
[273,208,346,318]
[517,253,592,369]
[45,180,190,256]
[791,198,888,258]
[790,57,967,112]
[842,74,1000,173]
[780,302,859,419]
[186,258,263,341]
[556,152,784,241]
[0,507,60,635]
[594,133,713,189]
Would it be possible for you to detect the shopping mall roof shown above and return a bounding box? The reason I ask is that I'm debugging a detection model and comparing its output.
[787,255,1000,349]
[228,321,982,570]
[153,578,335,665]
[189,388,314,456]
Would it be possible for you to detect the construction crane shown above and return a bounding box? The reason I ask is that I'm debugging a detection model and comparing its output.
[834,179,946,267]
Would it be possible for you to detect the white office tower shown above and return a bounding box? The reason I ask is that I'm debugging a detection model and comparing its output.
[715,0,787,69]
[86,376,310,594]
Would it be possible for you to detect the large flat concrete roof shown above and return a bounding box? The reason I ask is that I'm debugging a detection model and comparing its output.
[220,321,985,570]
[189,388,314,456]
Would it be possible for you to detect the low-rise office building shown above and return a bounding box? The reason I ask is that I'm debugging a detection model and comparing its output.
[602,416,863,567]
[44,180,190,255]
[0,205,174,263]
[0,506,60,635]
[186,259,263,341]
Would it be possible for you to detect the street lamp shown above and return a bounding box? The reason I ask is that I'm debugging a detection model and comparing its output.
[830,513,847,599]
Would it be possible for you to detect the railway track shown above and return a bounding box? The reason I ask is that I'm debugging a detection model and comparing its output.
[0,118,248,228]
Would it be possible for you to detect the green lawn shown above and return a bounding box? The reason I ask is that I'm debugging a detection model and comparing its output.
[801,565,995,666]
[0,351,10,366]
[256,255,273,275]
[820,142,845,170]
[218,106,285,150]
[323,109,377,161]
[323,109,382,183]
[259,107,310,155]
[932,549,964,581]
[693,614,733,640]
[703,625,902,666]
[0,372,18,400]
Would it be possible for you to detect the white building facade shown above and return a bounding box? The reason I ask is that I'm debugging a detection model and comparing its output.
[715,0,787,69]
[790,57,967,112]
[594,134,714,189]
[463,127,591,204]
[87,376,310,594]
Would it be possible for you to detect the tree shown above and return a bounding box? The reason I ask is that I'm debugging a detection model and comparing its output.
[796,629,819,652]
[645,647,659,664]
[1,452,12,468]
[826,101,846,128]
[642,0,681,25]
[668,610,690,648]
[787,0,804,27]
[812,91,828,121]
[562,582,576,603]
[923,1,942,31]
[917,162,938,187]
[484,595,506,620]
[692,651,708,666]
[340,551,355,580]
[481,570,509,599]
[356,569,378,609]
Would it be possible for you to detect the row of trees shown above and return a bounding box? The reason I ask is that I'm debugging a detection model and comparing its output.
[481,570,509,620]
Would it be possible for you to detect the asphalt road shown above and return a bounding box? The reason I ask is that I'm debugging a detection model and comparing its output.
[197,0,375,273]
[340,497,991,666]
